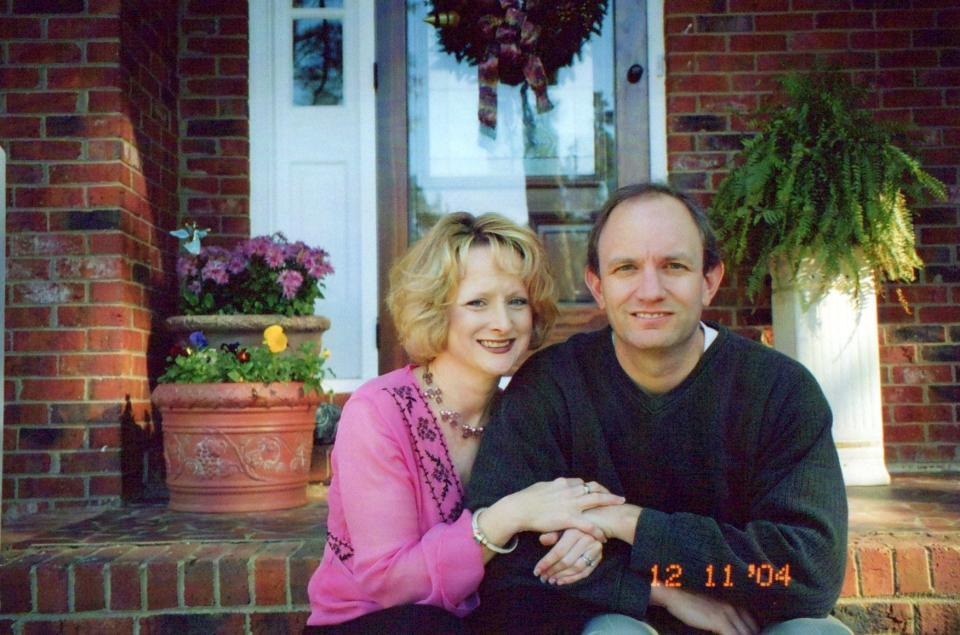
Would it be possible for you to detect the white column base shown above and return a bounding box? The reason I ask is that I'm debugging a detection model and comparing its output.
[772,265,890,487]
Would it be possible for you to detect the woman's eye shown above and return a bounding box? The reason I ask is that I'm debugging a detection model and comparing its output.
[509,297,529,306]
[466,299,486,307]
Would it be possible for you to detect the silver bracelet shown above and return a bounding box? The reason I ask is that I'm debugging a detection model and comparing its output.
[471,507,519,554]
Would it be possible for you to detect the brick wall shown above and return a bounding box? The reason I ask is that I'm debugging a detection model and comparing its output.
[664,0,960,470]
[1,0,179,519]
[179,0,250,247]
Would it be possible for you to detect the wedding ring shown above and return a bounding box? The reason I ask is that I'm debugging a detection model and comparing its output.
[582,483,591,496]
[580,554,595,566]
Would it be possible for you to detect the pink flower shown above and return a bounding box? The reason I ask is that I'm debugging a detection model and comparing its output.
[263,243,287,268]
[201,259,230,285]
[277,269,304,299]
[303,249,334,279]
[226,252,247,274]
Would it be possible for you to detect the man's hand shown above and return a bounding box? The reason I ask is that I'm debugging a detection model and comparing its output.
[582,503,642,544]
[650,585,759,635]
[533,528,603,585]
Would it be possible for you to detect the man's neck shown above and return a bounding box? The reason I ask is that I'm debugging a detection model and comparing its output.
[613,327,706,395]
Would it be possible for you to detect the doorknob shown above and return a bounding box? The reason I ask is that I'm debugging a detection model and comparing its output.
[627,64,644,84]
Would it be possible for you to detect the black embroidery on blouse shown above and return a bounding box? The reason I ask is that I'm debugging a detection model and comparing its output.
[327,531,354,562]
[383,382,465,524]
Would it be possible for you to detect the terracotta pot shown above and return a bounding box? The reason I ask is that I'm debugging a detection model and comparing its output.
[153,382,321,512]
[165,314,331,353]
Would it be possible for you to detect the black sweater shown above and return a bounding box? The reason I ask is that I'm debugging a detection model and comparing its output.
[466,324,848,634]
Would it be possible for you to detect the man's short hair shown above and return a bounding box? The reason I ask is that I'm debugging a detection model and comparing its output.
[387,212,558,364]
[586,183,722,275]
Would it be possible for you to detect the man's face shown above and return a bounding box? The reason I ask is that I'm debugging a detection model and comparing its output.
[585,194,723,362]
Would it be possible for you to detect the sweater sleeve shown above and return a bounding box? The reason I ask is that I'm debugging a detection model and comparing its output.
[467,360,652,625]
[630,362,848,625]
[333,393,485,614]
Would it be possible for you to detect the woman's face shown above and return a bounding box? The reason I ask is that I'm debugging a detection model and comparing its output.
[441,245,533,381]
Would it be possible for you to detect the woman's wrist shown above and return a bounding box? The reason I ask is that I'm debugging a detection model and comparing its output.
[478,495,523,544]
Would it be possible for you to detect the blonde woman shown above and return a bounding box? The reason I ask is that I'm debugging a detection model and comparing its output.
[304,213,624,634]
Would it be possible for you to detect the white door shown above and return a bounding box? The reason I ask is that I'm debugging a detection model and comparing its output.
[249,0,377,388]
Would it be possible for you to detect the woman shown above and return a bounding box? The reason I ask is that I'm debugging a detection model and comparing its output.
[304,213,624,633]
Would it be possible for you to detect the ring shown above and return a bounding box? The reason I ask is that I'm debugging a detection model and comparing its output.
[582,483,591,496]
[580,554,595,566]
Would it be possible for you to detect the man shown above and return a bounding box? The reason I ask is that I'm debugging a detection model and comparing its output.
[467,184,850,634]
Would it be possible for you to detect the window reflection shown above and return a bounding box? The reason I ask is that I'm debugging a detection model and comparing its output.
[293,18,344,106]
[293,0,343,8]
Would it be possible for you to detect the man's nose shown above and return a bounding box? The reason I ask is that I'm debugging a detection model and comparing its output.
[633,267,665,300]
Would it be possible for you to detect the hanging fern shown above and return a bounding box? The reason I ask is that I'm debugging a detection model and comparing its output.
[711,69,947,303]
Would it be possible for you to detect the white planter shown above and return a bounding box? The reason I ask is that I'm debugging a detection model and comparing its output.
[771,260,890,486]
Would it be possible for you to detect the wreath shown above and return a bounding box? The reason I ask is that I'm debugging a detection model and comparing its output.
[424,0,608,135]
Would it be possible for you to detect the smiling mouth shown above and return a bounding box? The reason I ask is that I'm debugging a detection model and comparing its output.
[478,339,515,352]
[632,312,669,319]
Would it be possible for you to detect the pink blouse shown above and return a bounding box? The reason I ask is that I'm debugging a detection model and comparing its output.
[306,365,485,625]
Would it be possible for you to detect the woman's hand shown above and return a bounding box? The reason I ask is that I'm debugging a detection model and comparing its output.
[651,586,759,635]
[533,528,603,585]
[478,478,624,550]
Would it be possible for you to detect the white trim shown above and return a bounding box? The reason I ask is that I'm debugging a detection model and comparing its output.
[356,0,378,381]
[647,0,668,182]
[248,0,275,236]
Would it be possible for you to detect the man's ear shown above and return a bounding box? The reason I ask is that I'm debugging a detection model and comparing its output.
[702,261,724,306]
[585,266,605,310]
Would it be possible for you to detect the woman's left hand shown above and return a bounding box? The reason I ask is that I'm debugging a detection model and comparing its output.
[532,528,603,585]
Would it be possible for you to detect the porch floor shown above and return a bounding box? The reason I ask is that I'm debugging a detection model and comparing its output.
[1,475,959,634]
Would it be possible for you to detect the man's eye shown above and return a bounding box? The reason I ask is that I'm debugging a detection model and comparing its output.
[613,264,635,273]
[667,262,688,271]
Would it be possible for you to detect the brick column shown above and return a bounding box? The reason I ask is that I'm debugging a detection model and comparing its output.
[1,0,179,517]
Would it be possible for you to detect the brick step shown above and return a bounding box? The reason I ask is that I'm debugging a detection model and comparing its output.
[0,540,323,634]
[2,535,959,634]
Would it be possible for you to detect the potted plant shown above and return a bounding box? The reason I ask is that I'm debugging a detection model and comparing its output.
[711,68,946,485]
[166,226,334,351]
[153,325,331,512]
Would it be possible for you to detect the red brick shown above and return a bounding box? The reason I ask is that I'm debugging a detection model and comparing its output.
[0,16,42,38]
[730,33,787,51]
[184,37,248,56]
[7,91,80,114]
[219,544,260,606]
[60,450,121,473]
[88,90,125,114]
[7,42,82,64]
[48,16,119,38]
[9,140,82,161]
[814,11,872,29]
[89,475,122,496]
[22,618,134,635]
[5,403,49,425]
[667,34,726,53]
[185,158,248,176]
[7,257,51,281]
[47,67,122,90]
[850,29,911,50]
[50,162,128,185]
[254,543,300,606]
[72,560,106,611]
[859,544,894,596]
[14,187,85,209]
[891,365,953,384]
[34,556,69,612]
[884,424,925,443]
[185,77,247,96]
[880,345,916,364]
[58,306,132,329]
[183,558,215,607]
[6,354,58,377]
[87,40,120,62]
[13,330,86,353]
[918,603,960,635]
[56,256,129,281]
[18,476,85,499]
[89,378,147,400]
[12,282,86,305]
[931,545,960,593]
[0,553,51,613]
[107,559,141,610]
[929,424,960,442]
[18,427,85,451]
[145,558,178,610]
[0,115,41,137]
[895,545,932,594]
[881,386,924,403]
[0,68,39,92]
[755,13,814,31]
[893,405,954,422]
[87,140,123,160]
[88,328,144,352]
[19,378,85,401]
[919,307,960,323]
[89,424,123,447]
[3,452,53,474]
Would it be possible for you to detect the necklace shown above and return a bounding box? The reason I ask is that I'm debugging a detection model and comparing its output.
[422,364,485,438]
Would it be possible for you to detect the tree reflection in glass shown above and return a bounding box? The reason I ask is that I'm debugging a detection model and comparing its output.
[293,19,343,106]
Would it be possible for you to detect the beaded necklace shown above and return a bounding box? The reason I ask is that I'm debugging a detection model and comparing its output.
[422,364,485,438]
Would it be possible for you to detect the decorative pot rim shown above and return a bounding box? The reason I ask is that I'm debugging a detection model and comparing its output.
[152,381,322,409]
[165,314,331,333]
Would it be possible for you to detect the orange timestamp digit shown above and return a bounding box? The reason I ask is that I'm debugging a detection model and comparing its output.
[650,563,792,588]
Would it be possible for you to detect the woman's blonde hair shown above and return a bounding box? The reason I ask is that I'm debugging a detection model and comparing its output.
[387,212,558,364]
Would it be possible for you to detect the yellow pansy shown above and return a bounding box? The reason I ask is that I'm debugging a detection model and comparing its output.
[263,325,288,353]
[322,349,331,359]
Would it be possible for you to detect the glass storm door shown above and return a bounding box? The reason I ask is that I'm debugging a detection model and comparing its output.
[376,1,649,371]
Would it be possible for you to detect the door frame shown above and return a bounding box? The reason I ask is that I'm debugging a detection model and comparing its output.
[375,0,667,372]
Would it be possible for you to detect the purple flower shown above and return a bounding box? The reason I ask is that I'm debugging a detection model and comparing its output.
[263,243,287,268]
[188,331,208,349]
[187,280,202,294]
[303,249,334,279]
[277,269,304,299]
[201,259,230,285]
[176,255,198,280]
[226,252,247,274]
